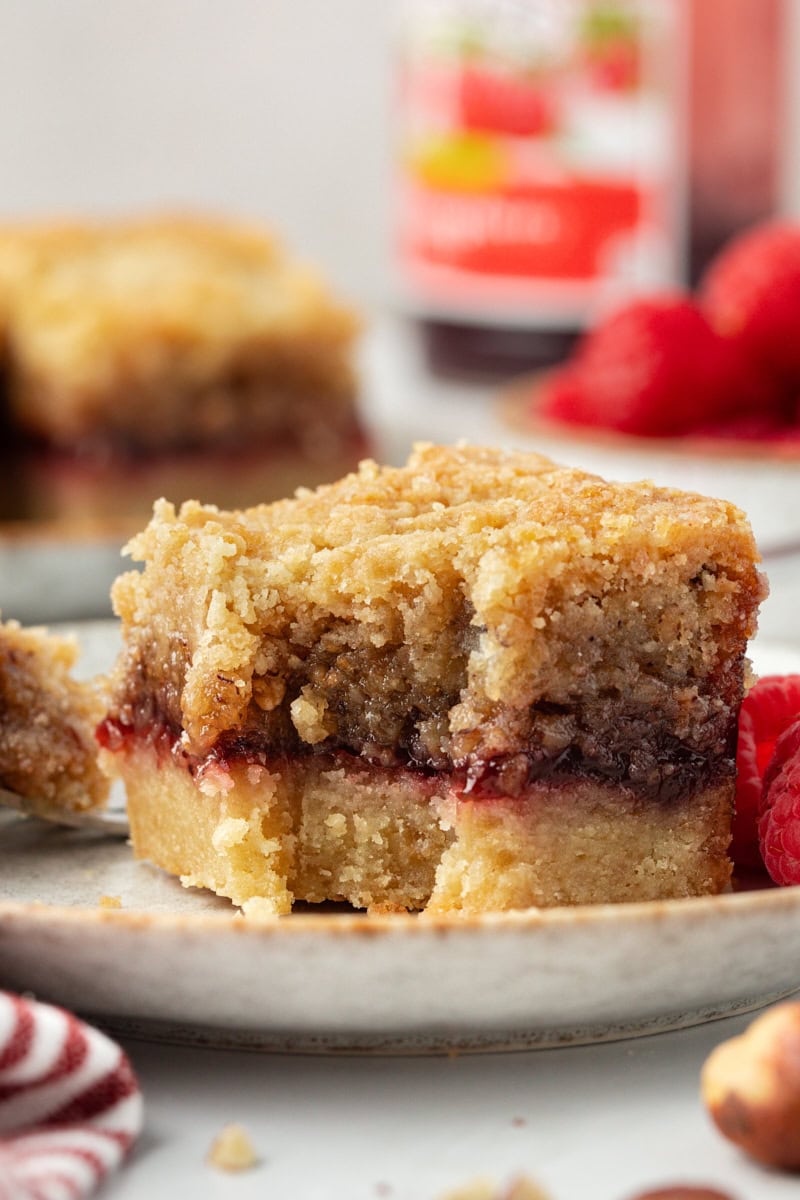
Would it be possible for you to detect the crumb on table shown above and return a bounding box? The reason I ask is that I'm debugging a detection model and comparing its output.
[207,1123,259,1172]
[98,894,122,909]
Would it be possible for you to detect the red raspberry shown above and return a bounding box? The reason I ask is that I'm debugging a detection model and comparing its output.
[538,295,771,437]
[759,718,800,886]
[702,222,800,383]
[537,367,599,427]
[734,676,800,870]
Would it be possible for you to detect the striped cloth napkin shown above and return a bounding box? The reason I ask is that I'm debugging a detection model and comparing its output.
[0,992,143,1199]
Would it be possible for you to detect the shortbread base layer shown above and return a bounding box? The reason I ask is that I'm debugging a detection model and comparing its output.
[108,743,734,915]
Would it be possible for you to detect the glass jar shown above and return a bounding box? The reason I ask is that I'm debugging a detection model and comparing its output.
[393,0,786,378]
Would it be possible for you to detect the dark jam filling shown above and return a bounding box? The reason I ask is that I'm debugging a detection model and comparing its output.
[97,711,733,805]
[459,739,729,806]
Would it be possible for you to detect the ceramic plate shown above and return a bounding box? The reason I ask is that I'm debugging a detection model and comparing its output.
[1,623,799,1054]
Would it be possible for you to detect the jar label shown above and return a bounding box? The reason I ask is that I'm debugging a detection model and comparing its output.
[395,0,687,325]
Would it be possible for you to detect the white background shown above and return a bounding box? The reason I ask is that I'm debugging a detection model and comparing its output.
[0,0,393,307]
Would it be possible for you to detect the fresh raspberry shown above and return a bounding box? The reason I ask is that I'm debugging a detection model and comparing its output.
[734,676,800,870]
[537,294,772,437]
[537,367,599,427]
[759,718,800,886]
[702,222,800,383]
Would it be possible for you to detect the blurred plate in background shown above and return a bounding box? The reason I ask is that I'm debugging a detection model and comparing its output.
[0,521,129,624]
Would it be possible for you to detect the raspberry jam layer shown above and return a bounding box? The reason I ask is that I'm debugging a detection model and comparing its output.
[97,710,733,806]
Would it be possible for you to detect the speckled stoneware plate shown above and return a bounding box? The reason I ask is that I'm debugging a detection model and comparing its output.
[1,623,799,1054]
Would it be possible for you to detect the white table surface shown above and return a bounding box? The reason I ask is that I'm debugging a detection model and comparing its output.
[112,1007,798,1199]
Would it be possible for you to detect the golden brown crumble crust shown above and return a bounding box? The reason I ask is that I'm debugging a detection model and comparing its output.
[0,213,359,451]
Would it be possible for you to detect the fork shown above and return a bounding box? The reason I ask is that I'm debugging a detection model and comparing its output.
[0,786,130,836]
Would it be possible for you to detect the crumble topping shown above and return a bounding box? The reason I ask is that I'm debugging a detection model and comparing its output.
[108,444,764,796]
[0,214,359,451]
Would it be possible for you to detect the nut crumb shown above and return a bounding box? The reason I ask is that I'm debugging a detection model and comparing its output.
[511,1117,527,1128]
[98,894,122,909]
[439,1176,550,1200]
[242,896,283,920]
[207,1123,259,1172]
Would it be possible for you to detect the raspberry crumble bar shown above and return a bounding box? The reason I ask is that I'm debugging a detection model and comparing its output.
[99,444,765,914]
[0,214,365,522]
[0,619,108,815]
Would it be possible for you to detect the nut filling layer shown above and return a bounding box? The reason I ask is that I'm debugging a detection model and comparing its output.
[101,649,743,806]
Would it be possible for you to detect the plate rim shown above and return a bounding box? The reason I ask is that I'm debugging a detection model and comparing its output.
[2,879,799,939]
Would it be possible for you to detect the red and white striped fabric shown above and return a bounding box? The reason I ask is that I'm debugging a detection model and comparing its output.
[0,992,142,1200]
